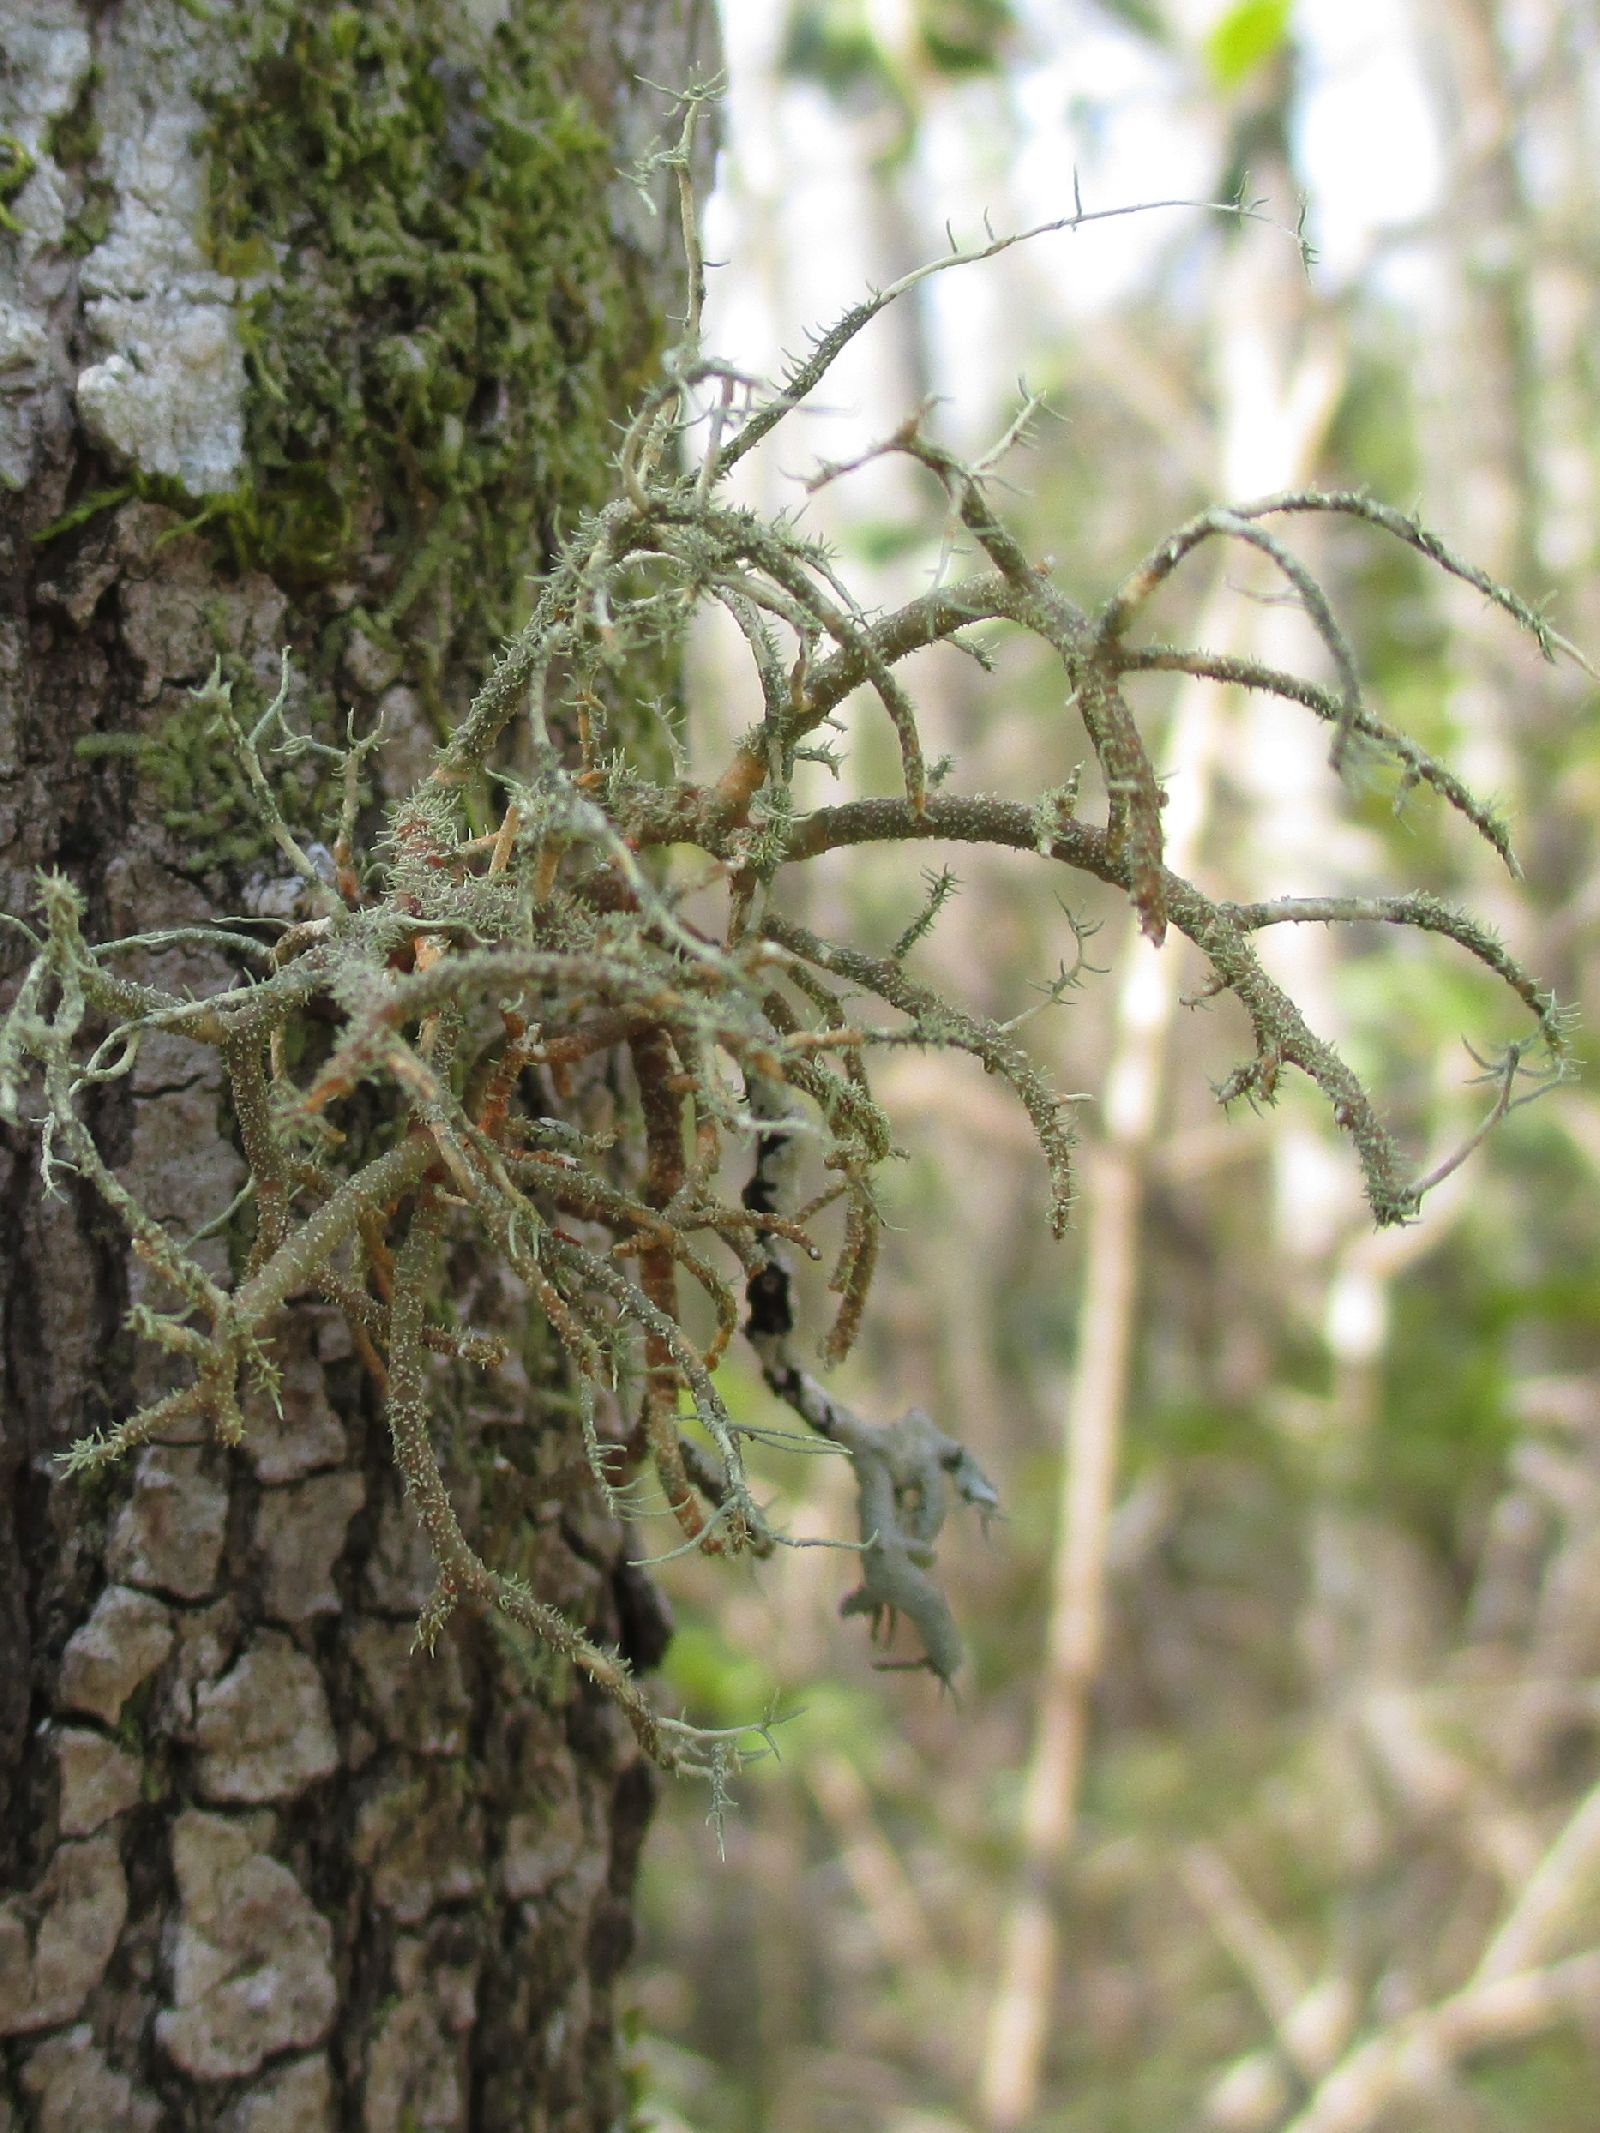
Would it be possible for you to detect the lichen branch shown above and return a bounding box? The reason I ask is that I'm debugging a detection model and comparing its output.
[2,176,1571,1773]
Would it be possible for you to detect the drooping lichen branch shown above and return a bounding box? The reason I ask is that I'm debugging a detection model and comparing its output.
[740,1075,999,1686]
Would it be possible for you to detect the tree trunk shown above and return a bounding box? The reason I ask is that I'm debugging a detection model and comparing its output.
[0,3,712,2126]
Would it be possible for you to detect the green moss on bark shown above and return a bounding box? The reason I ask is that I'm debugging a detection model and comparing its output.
[199,0,666,707]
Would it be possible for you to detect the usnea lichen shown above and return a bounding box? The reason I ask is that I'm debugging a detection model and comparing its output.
[1,104,1574,1776]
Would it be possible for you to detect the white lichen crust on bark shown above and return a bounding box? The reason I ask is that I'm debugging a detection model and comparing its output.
[0,0,93,491]
[3,1,251,497]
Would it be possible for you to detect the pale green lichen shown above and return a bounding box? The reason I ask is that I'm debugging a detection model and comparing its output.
[3,153,1573,1767]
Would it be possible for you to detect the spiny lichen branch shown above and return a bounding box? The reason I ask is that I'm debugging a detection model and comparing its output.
[0,171,1574,1770]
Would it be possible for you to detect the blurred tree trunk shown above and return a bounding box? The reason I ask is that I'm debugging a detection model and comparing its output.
[0,3,711,2127]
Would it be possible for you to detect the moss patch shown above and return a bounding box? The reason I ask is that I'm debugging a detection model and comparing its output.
[76,688,302,870]
[198,0,665,713]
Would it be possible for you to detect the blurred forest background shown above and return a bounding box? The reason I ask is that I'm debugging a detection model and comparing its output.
[628,3,1600,2129]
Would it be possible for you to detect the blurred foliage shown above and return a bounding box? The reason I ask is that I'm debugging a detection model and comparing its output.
[1203,0,1293,90]
[781,0,1018,165]
[783,0,1017,90]
[1091,0,1170,44]
[633,2,1600,2128]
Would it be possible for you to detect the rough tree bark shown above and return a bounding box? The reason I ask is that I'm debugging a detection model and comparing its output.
[0,3,713,2126]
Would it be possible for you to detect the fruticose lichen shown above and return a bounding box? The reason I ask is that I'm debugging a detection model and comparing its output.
[0,104,1574,1774]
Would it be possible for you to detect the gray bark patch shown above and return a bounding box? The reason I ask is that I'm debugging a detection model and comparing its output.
[217,2053,335,2133]
[19,2025,160,2133]
[156,1810,336,2080]
[0,1834,127,2033]
[192,1632,337,1803]
[255,1469,365,1622]
[349,1618,472,1759]
[52,1726,143,1836]
[57,1583,174,1726]
[351,1765,486,1924]
[362,1992,461,2133]
[106,1446,229,1601]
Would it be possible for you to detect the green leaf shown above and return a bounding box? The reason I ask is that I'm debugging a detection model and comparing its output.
[1203,0,1291,88]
